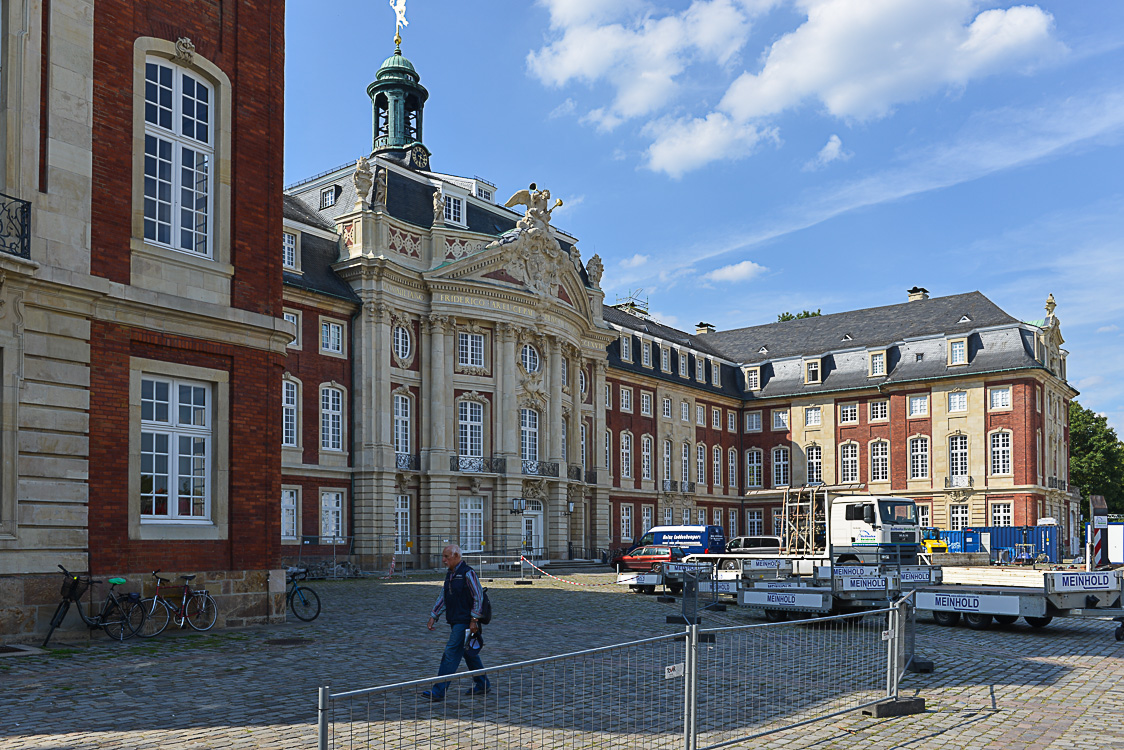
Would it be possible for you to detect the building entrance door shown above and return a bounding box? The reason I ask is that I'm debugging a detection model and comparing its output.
[523,500,544,559]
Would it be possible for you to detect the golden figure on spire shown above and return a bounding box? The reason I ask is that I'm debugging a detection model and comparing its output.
[389,0,408,48]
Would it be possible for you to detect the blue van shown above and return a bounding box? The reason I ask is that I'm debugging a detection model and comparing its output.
[629,525,727,557]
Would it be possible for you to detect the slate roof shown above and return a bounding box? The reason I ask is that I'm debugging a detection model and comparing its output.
[283,193,335,232]
[282,230,360,304]
[701,292,1020,364]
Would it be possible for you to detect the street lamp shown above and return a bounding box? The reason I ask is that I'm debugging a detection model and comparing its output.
[510,497,526,515]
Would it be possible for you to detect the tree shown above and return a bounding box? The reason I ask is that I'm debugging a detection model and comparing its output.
[777,309,822,322]
[1069,401,1124,515]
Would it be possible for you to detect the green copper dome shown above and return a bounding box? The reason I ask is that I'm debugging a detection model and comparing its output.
[376,47,418,80]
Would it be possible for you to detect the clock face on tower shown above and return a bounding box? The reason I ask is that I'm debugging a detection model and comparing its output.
[409,146,430,170]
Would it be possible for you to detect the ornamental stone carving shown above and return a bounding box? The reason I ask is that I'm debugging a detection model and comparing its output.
[586,254,604,288]
[374,167,388,207]
[353,157,373,209]
[458,390,489,406]
[486,183,567,297]
[392,384,412,398]
[433,191,445,226]
[469,476,483,494]
[523,478,548,500]
[425,314,449,333]
[174,37,196,64]
[395,473,409,493]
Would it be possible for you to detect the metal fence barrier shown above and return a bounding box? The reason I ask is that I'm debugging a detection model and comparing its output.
[318,595,914,749]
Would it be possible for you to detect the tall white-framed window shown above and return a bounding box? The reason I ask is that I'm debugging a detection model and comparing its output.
[712,362,721,385]
[579,368,587,394]
[642,506,653,534]
[870,441,889,482]
[696,355,706,382]
[840,443,858,483]
[458,400,484,457]
[728,449,737,489]
[460,496,484,552]
[282,379,299,447]
[696,444,706,484]
[283,311,301,349]
[641,341,651,367]
[949,338,968,365]
[869,351,886,376]
[620,432,634,478]
[990,431,1012,475]
[745,411,761,432]
[641,436,652,480]
[394,394,411,455]
[682,443,690,482]
[807,445,823,484]
[772,447,790,487]
[393,326,412,362]
[663,397,672,419]
[444,194,464,224]
[395,495,411,553]
[805,406,821,427]
[696,404,705,425]
[681,401,690,421]
[949,434,968,478]
[580,423,588,468]
[661,348,670,371]
[621,388,633,412]
[561,359,569,387]
[605,384,612,410]
[620,504,633,541]
[713,446,722,487]
[320,386,344,451]
[521,409,539,462]
[991,502,1012,527]
[640,392,652,416]
[665,507,674,525]
[839,403,858,424]
[520,344,540,372]
[729,509,738,536]
[682,508,691,525]
[727,412,736,432]
[143,59,213,256]
[948,391,967,412]
[746,450,762,488]
[746,510,763,536]
[459,333,484,368]
[321,321,344,354]
[772,509,784,536]
[678,352,688,377]
[663,440,672,481]
[909,437,929,479]
[281,489,298,541]
[561,418,568,463]
[320,491,344,542]
[698,509,706,526]
[908,395,928,418]
[620,335,632,361]
[870,400,888,421]
[605,431,612,475]
[745,368,760,390]
[950,504,969,531]
[713,508,722,527]
[712,408,721,429]
[917,504,931,528]
[282,231,297,269]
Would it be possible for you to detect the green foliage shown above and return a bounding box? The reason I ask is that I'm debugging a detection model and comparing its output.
[776,309,822,322]
[1069,401,1124,514]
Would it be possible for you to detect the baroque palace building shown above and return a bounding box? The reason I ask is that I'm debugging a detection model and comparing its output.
[283,37,1081,570]
[1,0,287,640]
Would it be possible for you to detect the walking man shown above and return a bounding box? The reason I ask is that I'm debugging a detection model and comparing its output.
[423,544,490,701]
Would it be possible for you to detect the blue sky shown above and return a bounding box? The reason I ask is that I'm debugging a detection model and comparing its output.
[285,1,1124,432]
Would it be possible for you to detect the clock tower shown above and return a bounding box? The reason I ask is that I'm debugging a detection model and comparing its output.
[367,38,431,170]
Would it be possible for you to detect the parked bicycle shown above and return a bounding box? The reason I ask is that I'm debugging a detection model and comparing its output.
[287,567,321,621]
[138,571,219,637]
[43,565,146,648]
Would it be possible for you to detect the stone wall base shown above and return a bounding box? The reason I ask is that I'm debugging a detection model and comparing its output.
[0,568,286,644]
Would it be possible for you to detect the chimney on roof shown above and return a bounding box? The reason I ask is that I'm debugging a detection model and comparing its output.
[907,286,930,302]
[696,322,715,335]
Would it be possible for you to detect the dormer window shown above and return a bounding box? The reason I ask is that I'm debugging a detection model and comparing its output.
[677,351,687,378]
[444,195,464,225]
[320,186,337,209]
[745,367,760,391]
[282,231,297,270]
[948,338,968,366]
[476,185,492,202]
[711,362,720,385]
[958,315,972,323]
[620,334,632,362]
[805,360,821,384]
[869,351,885,377]
[758,346,768,355]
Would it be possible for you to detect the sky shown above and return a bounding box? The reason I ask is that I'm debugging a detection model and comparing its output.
[285,1,1124,432]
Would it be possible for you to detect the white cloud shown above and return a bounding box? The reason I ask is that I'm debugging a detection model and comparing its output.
[650,310,682,329]
[803,134,851,170]
[528,0,765,130]
[703,259,767,282]
[549,98,577,118]
[620,253,650,268]
[646,114,777,178]
[1098,324,1120,333]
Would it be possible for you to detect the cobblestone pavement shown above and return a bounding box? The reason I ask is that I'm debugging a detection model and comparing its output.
[2,572,1123,749]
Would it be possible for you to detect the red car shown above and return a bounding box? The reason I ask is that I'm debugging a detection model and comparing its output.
[619,545,686,573]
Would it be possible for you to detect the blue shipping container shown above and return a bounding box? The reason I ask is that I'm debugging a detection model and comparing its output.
[939,526,1058,562]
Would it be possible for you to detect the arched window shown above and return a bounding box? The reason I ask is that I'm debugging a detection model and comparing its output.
[772,447,790,487]
[729,449,737,489]
[663,440,672,482]
[393,325,412,361]
[520,344,540,373]
[807,445,822,484]
[620,432,633,479]
[282,379,299,447]
[745,449,762,488]
[641,436,652,480]
[682,442,690,482]
[320,386,344,451]
[696,444,706,485]
[949,434,969,479]
[712,446,722,487]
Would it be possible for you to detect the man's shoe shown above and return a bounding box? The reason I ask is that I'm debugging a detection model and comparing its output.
[464,684,490,696]
[421,690,444,702]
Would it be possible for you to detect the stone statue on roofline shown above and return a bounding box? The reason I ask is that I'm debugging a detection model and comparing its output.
[374,167,388,207]
[586,254,603,288]
[485,183,568,297]
[352,156,373,210]
[433,190,445,226]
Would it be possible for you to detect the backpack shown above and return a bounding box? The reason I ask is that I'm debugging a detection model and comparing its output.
[479,587,492,625]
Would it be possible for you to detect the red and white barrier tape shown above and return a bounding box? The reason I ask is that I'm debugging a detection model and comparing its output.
[519,556,643,586]
[381,555,396,579]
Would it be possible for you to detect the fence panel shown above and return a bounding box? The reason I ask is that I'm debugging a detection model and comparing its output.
[322,632,690,750]
[692,608,893,750]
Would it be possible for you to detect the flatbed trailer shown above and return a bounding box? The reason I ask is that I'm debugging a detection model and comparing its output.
[914,569,1124,638]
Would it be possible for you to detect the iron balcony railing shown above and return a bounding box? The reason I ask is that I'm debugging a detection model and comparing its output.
[567,464,583,481]
[522,460,559,477]
[584,469,598,485]
[1047,476,1067,491]
[944,475,973,489]
[395,453,419,470]
[683,481,696,493]
[450,455,507,474]
[0,192,30,259]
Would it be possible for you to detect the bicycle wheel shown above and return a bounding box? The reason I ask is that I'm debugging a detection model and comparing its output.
[184,592,218,631]
[137,597,172,638]
[289,585,321,621]
[42,600,71,648]
[103,598,146,641]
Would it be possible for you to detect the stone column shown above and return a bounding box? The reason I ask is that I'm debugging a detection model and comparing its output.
[373,303,392,451]
[592,360,609,550]
[548,336,563,464]
[499,324,518,459]
[427,314,449,454]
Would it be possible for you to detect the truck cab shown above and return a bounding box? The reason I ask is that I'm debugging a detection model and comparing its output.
[921,527,948,554]
[830,496,920,565]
